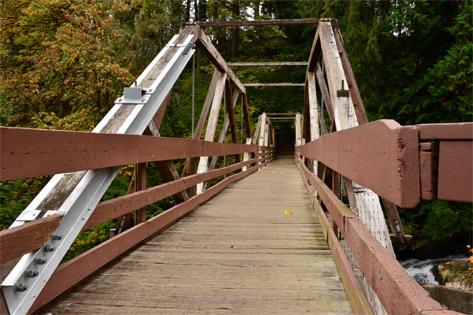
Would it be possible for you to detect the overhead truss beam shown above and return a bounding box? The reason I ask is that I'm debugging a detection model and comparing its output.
[196,18,319,28]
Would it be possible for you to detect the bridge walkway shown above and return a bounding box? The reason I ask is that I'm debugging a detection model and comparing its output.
[44,158,352,314]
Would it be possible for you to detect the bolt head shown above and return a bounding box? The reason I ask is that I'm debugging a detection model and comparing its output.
[14,283,28,292]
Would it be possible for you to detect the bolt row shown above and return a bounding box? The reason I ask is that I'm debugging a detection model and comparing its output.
[14,234,62,293]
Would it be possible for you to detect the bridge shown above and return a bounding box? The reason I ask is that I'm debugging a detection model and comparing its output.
[0,19,471,315]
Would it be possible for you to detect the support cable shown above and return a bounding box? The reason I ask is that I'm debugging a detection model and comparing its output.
[240,95,243,143]
[191,53,195,138]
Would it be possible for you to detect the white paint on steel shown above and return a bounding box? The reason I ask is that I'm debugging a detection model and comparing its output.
[2,31,196,315]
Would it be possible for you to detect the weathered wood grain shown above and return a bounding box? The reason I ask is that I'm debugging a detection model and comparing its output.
[83,159,257,230]
[297,159,458,315]
[33,166,258,312]
[181,69,219,179]
[196,72,227,193]
[0,127,255,181]
[197,31,245,93]
[437,141,473,202]
[418,122,473,140]
[0,215,62,263]
[298,120,420,208]
[41,159,352,315]
[318,21,394,258]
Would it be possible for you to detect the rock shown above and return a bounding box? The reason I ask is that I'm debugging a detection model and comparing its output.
[437,261,473,291]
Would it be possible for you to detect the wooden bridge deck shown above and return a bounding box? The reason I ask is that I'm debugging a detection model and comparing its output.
[44,158,352,314]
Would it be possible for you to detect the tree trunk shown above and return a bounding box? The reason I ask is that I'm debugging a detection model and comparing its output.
[185,0,191,22]
[198,0,207,21]
[231,0,240,59]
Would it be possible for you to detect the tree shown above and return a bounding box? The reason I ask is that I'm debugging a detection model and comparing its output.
[0,0,132,127]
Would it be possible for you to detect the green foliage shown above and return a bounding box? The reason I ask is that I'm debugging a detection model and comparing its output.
[64,221,114,261]
[0,0,132,126]
[0,178,47,229]
[0,0,471,258]
[400,201,472,241]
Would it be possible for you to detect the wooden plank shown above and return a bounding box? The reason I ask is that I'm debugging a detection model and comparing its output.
[209,89,240,172]
[267,117,296,121]
[297,158,453,315]
[327,224,374,315]
[420,142,437,200]
[242,138,252,172]
[344,218,447,315]
[0,126,257,181]
[295,113,303,146]
[42,159,352,315]
[296,160,373,315]
[332,23,368,125]
[382,199,406,243]
[197,30,245,93]
[266,113,296,116]
[228,61,308,67]
[193,69,220,141]
[318,21,394,255]
[148,93,171,136]
[437,141,473,202]
[303,80,311,142]
[298,120,420,208]
[148,104,190,205]
[181,69,219,178]
[32,166,258,312]
[197,18,319,28]
[196,72,227,193]
[83,159,257,230]
[252,116,262,145]
[258,113,267,168]
[315,62,335,122]
[307,71,320,173]
[155,161,189,202]
[244,83,305,87]
[418,122,473,140]
[134,163,148,223]
[298,161,354,231]
[225,84,238,145]
[242,94,251,138]
[0,215,62,264]
[307,26,321,72]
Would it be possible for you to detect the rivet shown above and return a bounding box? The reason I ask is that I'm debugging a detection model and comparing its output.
[14,283,28,292]
[34,258,47,265]
[44,245,55,253]
[25,270,39,278]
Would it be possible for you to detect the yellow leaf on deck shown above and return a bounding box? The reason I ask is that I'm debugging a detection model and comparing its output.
[283,209,293,216]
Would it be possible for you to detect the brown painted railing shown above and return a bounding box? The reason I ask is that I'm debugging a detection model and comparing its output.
[0,127,273,311]
[295,157,462,315]
[295,118,471,315]
[296,120,473,208]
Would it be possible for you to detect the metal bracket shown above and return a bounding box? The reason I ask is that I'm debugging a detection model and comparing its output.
[115,87,152,105]
[1,32,196,315]
[336,80,349,97]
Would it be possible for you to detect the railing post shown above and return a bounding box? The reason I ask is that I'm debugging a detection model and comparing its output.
[242,138,252,172]
[135,163,147,223]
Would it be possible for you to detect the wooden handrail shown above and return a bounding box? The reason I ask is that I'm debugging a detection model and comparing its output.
[31,165,259,312]
[296,159,460,315]
[297,120,473,207]
[0,215,62,264]
[83,158,259,229]
[0,155,267,264]
[0,126,257,181]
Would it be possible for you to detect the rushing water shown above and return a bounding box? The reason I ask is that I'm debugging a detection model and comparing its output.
[401,255,467,285]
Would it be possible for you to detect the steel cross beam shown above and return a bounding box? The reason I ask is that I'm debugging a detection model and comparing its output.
[1,27,197,315]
